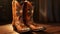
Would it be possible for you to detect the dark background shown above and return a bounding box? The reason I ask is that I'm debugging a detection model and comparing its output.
[0,0,12,24]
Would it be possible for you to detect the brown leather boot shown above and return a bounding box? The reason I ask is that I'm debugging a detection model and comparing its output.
[12,0,30,33]
[23,1,46,31]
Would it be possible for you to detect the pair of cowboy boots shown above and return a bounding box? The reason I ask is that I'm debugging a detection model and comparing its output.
[12,0,46,33]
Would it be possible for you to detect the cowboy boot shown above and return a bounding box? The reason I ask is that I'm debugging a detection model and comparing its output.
[12,0,30,33]
[22,0,46,31]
